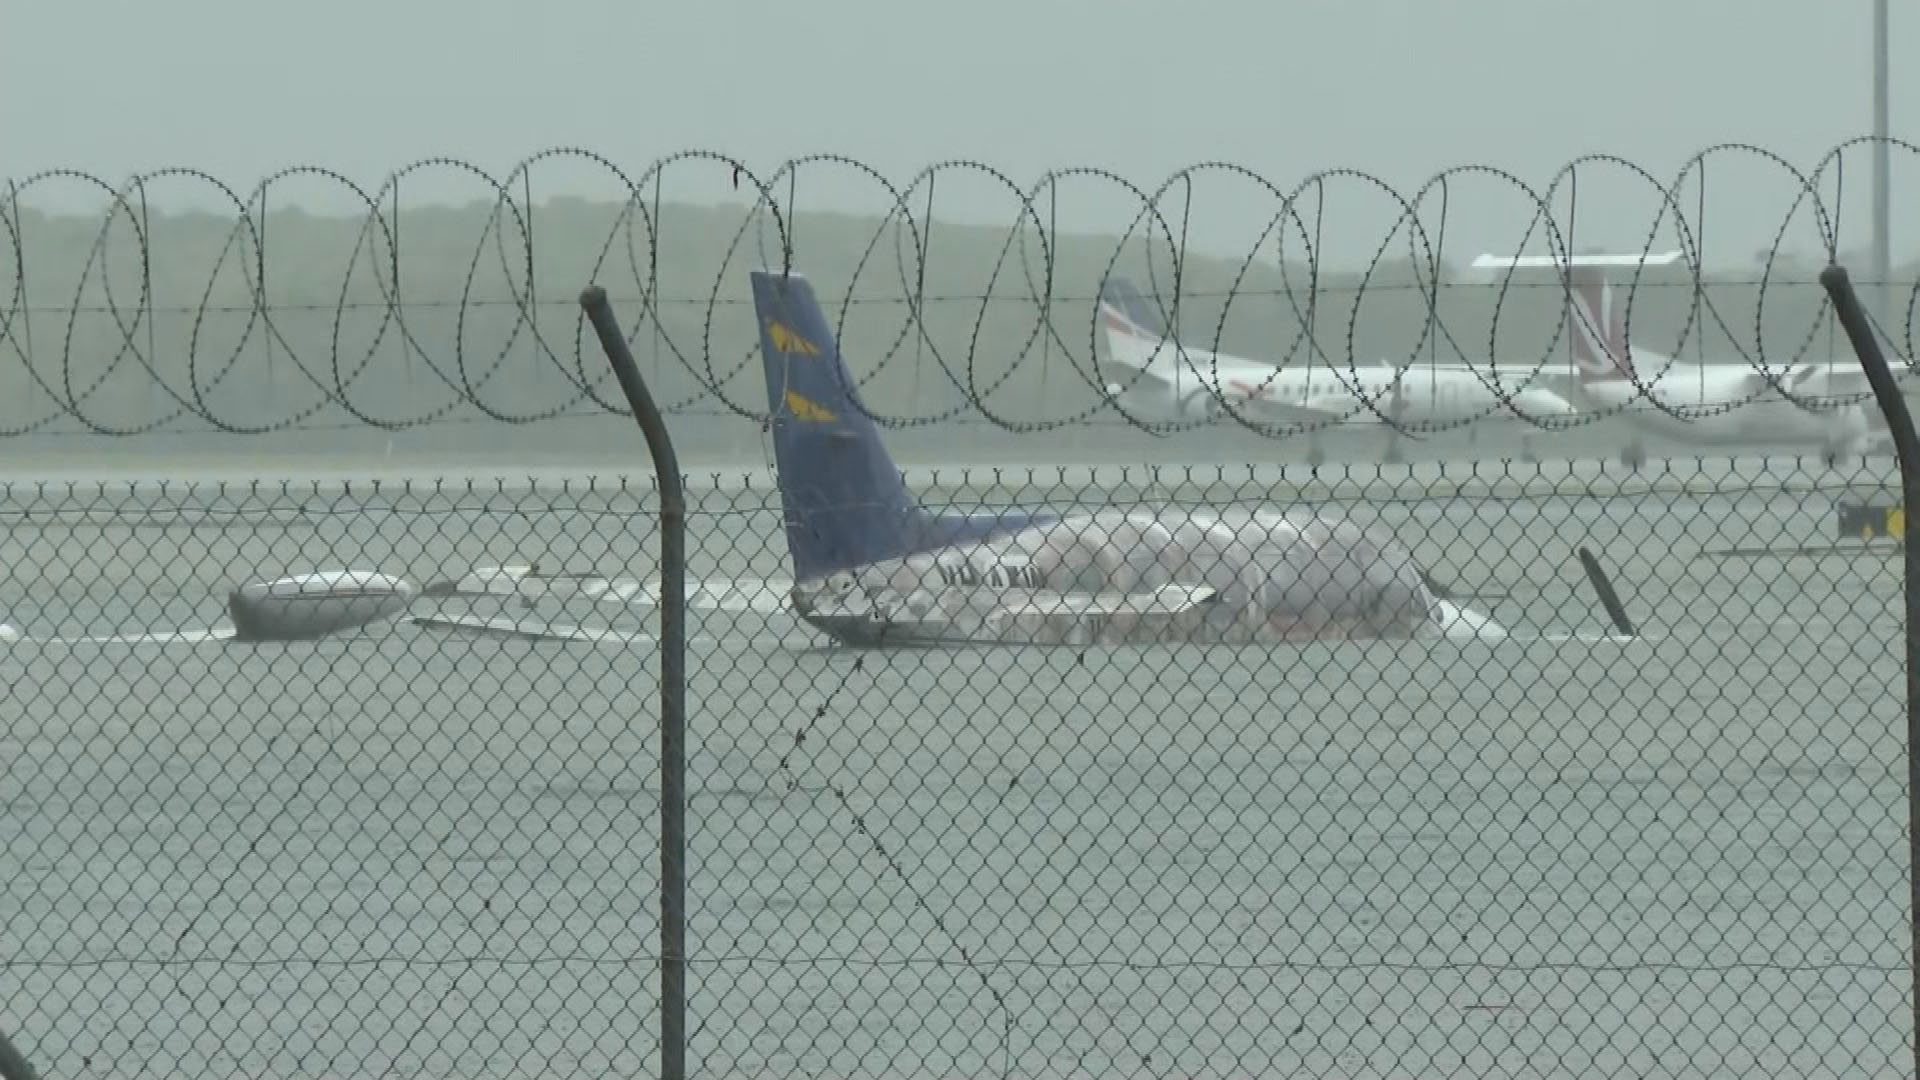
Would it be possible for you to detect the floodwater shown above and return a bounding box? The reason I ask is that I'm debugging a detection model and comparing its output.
[0,453,1911,1078]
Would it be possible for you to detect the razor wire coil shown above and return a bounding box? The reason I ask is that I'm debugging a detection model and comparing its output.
[3,137,1918,441]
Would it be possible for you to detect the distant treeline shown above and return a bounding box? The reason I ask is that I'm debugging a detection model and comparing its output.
[3,195,1914,461]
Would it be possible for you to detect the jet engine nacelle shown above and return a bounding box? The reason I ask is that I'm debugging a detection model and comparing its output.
[1177,388,1225,422]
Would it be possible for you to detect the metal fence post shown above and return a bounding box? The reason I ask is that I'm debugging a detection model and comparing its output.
[1818,262,1920,1075]
[0,1029,38,1080]
[579,285,688,1080]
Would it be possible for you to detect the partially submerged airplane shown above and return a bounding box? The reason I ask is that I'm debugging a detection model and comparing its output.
[0,267,1636,650]
[1094,276,1582,429]
[749,267,1632,646]
[1471,250,1881,465]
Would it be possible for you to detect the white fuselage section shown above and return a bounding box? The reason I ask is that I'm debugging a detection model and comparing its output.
[787,508,1511,646]
[1105,332,1578,427]
[1571,348,1875,450]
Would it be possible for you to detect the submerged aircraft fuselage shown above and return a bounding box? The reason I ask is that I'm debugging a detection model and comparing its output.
[749,268,1511,649]
[785,506,1478,647]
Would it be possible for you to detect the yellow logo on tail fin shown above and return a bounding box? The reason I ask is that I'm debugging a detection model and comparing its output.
[784,389,837,423]
[768,320,821,356]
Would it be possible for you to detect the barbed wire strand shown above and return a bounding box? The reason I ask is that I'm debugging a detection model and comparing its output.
[5,140,1920,442]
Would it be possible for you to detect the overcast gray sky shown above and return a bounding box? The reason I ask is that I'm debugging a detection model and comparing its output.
[5,0,1913,268]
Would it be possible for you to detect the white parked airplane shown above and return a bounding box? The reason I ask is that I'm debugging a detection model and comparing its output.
[1470,250,1881,465]
[1094,276,1581,430]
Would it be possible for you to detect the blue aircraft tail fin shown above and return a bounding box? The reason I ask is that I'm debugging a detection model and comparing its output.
[1098,276,1170,340]
[749,270,935,582]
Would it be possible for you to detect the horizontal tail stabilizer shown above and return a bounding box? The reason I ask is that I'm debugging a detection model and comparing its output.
[1468,250,1685,271]
[1468,250,1680,382]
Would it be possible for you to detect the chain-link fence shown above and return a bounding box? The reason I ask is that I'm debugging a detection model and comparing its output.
[6,137,1920,1077]
[0,452,1909,1077]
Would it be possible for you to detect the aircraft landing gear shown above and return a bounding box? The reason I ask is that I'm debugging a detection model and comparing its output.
[1383,391,1408,465]
[1621,440,1647,469]
[1306,434,1327,468]
[1822,410,1876,469]
[1821,439,1863,471]
[1381,432,1404,465]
